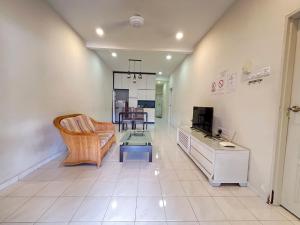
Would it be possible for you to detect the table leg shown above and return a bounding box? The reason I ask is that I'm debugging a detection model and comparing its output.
[119,114,121,132]
[120,147,123,162]
[149,147,152,162]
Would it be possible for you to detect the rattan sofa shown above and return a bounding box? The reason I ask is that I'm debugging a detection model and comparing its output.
[53,114,116,167]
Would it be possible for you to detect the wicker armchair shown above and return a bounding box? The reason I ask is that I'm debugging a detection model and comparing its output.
[53,114,116,167]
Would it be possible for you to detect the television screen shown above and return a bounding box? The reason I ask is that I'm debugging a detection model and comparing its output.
[192,107,214,135]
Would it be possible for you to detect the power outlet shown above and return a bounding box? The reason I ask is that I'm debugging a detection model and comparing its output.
[217,127,229,139]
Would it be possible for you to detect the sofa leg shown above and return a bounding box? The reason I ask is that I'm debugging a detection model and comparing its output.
[97,159,102,168]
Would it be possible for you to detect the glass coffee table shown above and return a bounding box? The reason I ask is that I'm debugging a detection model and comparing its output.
[119,130,152,162]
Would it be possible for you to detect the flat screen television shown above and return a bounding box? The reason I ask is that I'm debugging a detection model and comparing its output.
[192,106,214,135]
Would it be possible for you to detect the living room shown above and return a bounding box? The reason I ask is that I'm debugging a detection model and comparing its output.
[1,0,300,224]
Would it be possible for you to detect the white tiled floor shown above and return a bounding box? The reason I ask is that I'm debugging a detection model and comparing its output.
[0,119,299,225]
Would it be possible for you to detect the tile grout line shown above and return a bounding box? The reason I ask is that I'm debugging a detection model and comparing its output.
[134,159,143,222]
[68,179,98,223]
[3,180,51,223]
[235,195,267,222]
[156,151,168,223]
[35,176,77,223]
[35,164,91,223]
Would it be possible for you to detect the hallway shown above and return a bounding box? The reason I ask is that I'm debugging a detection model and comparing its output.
[0,121,298,225]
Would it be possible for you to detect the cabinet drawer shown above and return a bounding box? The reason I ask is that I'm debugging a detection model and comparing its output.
[191,138,214,162]
[190,146,213,175]
[177,129,190,153]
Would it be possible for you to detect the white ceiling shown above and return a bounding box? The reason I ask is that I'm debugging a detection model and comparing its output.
[96,49,188,76]
[47,0,235,75]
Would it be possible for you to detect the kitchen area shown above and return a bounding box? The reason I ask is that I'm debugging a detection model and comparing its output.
[112,72,156,124]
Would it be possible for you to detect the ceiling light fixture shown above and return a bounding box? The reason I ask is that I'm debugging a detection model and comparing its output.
[95,27,104,37]
[176,31,184,40]
[111,52,117,58]
[158,72,162,75]
[166,54,172,60]
[129,14,144,28]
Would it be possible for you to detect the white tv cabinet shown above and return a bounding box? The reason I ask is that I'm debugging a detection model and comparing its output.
[177,126,249,187]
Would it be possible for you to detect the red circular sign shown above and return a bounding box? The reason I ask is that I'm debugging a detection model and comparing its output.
[218,80,224,88]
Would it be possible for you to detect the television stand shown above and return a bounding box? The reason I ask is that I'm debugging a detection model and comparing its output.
[177,126,250,187]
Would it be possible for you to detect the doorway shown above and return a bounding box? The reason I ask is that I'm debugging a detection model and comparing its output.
[155,84,163,118]
[281,18,300,217]
[273,13,300,218]
[168,87,173,126]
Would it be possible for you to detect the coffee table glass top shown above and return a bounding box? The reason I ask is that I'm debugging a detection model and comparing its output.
[120,130,152,146]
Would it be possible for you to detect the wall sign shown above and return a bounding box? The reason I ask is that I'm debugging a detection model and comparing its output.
[211,70,237,95]
[226,72,237,93]
[211,70,227,95]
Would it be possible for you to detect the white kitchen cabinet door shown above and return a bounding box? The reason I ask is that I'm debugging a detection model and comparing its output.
[129,88,138,98]
[146,75,156,89]
[121,75,130,89]
[144,108,155,123]
[137,89,147,100]
[146,90,156,100]
[128,97,137,108]
[114,74,122,89]
[136,76,147,89]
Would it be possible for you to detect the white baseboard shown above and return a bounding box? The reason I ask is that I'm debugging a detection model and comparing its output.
[247,182,270,203]
[0,151,64,191]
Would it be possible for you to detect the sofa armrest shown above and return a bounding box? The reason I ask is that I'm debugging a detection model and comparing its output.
[59,131,100,151]
[93,121,115,133]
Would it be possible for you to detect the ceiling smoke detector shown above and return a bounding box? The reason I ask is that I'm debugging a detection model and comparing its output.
[129,15,144,28]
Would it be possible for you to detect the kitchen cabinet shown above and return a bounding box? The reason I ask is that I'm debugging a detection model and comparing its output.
[146,75,156,89]
[144,108,155,123]
[114,74,123,89]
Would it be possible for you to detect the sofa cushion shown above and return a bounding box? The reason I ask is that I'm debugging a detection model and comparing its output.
[60,117,81,133]
[98,132,114,148]
[97,131,114,139]
[76,115,96,133]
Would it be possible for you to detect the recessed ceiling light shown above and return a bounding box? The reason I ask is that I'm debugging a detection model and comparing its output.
[166,55,172,60]
[111,52,117,57]
[176,31,184,40]
[96,27,104,37]
[158,72,163,75]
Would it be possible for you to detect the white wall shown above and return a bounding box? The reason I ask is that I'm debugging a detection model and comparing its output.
[155,84,163,118]
[0,0,112,185]
[169,0,300,198]
[162,82,169,120]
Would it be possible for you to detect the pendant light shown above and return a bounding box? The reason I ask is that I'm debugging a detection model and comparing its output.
[127,59,143,83]
[127,60,131,79]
